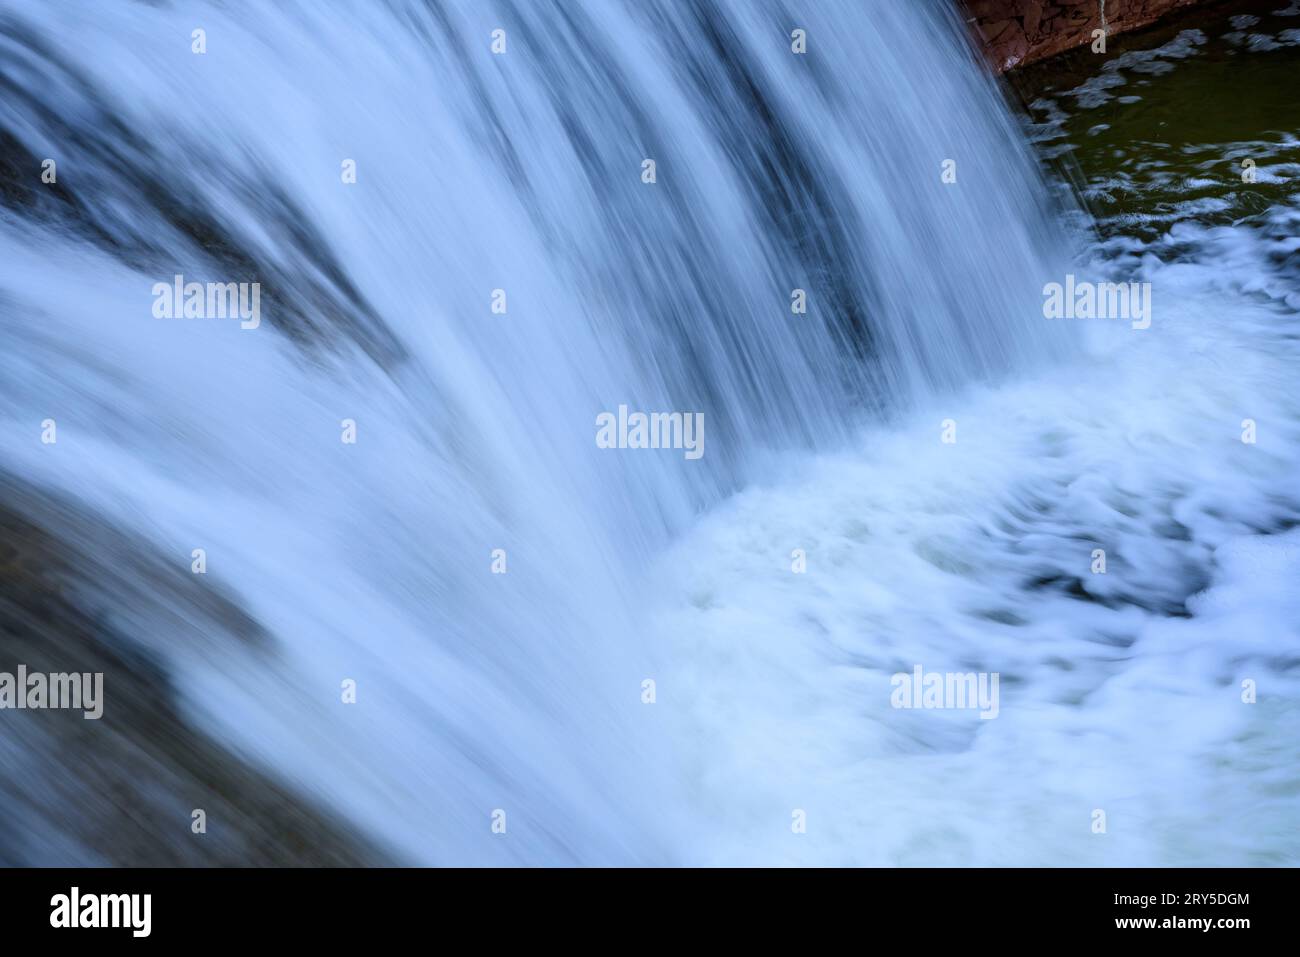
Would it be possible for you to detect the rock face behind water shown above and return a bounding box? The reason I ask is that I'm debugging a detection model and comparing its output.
[0,476,393,866]
[960,0,1210,72]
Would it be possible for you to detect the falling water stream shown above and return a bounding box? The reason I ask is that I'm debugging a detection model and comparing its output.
[0,0,1296,865]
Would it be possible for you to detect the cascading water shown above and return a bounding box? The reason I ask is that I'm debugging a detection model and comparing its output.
[2,0,1296,866]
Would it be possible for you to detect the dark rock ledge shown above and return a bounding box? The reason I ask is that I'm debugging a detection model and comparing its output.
[960,0,1212,71]
[0,475,394,866]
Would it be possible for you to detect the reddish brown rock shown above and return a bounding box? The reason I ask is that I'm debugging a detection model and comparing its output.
[979,17,1016,42]
[990,21,1031,70]
[1024,0,1045,41]
[959,0,1210,72]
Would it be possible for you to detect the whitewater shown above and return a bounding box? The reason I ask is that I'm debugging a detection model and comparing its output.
[0,0,1296,865]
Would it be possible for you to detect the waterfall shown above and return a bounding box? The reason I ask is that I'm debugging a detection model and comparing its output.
[0,0,1078,863]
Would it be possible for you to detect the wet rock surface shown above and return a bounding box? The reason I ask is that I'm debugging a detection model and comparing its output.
[0,477,392,866]
[961,0,1215,71]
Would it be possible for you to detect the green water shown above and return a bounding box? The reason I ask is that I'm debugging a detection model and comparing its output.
[1012,0,1300,242]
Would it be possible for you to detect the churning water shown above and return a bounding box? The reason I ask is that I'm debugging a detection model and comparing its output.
[0,0,1296,865]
